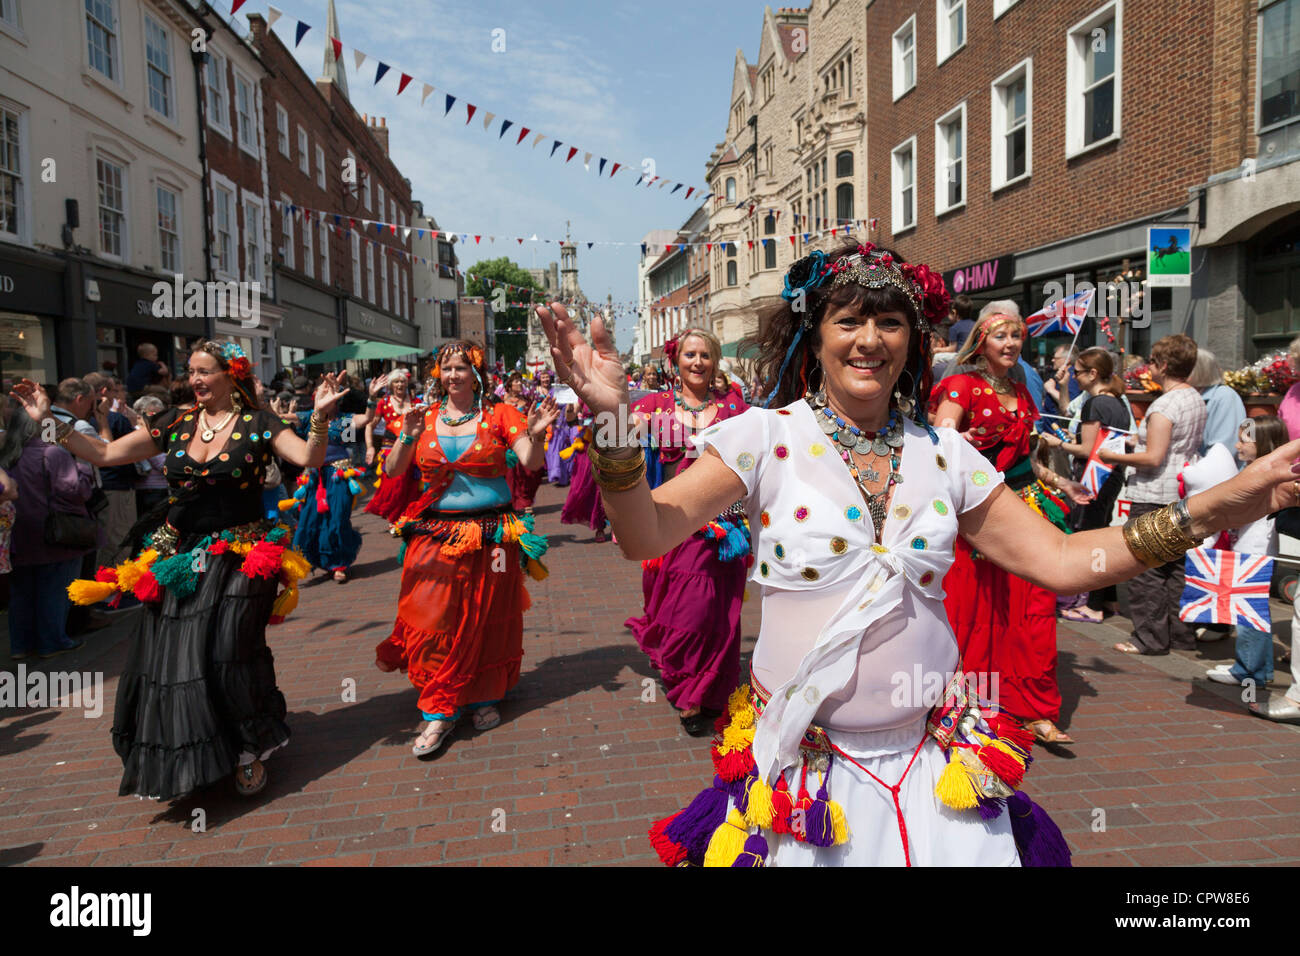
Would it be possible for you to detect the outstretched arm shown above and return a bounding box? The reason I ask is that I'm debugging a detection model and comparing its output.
[10,379,158,466]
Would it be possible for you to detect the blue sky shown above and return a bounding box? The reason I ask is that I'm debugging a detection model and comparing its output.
[234,0,774,351]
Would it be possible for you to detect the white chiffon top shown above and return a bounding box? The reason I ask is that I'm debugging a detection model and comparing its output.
[694,399,1004,781]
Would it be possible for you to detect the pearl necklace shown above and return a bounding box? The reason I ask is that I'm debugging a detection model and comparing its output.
[198,406,237,442]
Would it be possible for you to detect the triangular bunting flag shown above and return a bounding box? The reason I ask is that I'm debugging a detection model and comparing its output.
[587,242,593,249]
[706,243,713,251]
[517,238,524,244]
[230,0,248,15]
[583,151,592,169]
[353,49,366,71]
[374,62,390,85]
[566,146,578,163]
[444,94,456,115]
[610,162,621,177]
[397,73,413,96]
[532,133,546,148]
[517,126,530,144]
[266,5,282,28]
[685,187,694,199]
[420,83,434,106]
[465,104,477,125]
[747,240,753,249]
[598,158,607,176]
[499,119,513,139]
[403,228,411,241]
[550,140,562,158]
[671,183,683,194]
[483,111,495,130]
[475,236,481,244]
[634,175,643,186]
[789,236,797,245]
[330,37,341,62]
[294,20,310,47]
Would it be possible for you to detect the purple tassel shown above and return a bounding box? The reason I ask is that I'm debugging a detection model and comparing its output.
[976,795,1006,820]
[663,776,730,866]
[730,833,769,867]
[728,771,753,815]
[804,783,836,847]
[1008,792,1072,867]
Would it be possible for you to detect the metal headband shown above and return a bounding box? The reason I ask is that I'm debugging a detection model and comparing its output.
[826,253,926,329]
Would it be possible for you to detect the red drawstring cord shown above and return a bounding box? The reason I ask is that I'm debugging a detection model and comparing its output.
[830,735,928,867]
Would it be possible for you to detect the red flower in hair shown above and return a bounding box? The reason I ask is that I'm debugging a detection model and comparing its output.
[901,263,950,326]
[229,356,252,379]
[663,336,680,366]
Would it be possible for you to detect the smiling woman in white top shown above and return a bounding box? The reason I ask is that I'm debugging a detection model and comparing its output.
[536,241,1300,867]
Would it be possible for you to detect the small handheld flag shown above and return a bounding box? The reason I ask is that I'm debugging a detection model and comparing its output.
[1179,547,1273,632]
[1026,288,1095,337]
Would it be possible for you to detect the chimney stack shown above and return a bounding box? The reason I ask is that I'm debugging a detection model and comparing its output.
[368,115,390,155]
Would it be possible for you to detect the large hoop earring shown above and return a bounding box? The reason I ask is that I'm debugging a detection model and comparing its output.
[894,368,917,415]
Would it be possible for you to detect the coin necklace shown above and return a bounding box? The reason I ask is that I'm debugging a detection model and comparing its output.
[979,370,1014,395]
[198,406,237,442]
[810,392,904,541]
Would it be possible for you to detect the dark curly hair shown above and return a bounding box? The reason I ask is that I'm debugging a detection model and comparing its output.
[745,242,936,424]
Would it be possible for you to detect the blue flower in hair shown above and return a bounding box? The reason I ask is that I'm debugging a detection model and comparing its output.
[781,250,829,303]
[218,342,247,361]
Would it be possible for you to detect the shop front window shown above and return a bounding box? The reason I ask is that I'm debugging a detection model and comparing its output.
[0,312,55,389]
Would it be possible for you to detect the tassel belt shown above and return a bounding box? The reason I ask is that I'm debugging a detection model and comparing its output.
[148,517,273,559]
[401,506,511,540]
[648,672,1036,868]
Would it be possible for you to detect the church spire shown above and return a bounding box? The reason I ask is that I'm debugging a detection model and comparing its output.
[322,0,350,101]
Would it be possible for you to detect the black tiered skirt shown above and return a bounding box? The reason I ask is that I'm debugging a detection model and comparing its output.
[111,548,289,800]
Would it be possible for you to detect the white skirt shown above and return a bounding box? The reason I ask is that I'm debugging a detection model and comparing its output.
[767,719,1021,867]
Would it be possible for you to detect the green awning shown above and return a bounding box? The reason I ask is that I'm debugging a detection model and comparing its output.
[300,340,423,364]
[720,340,759,359]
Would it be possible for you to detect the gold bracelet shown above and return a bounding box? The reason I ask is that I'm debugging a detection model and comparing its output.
[1122,519,1163,568]
[593,461,646,493]
[53,420,75,446]
[1123,504,1197,567]
[588,445,645,475]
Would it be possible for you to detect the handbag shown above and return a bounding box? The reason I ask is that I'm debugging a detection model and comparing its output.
[40,449,99,551]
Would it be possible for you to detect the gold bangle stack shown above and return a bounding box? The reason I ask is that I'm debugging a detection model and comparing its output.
[588,443,646,493]
[53,420,75,446]
[1121,503,1200,568]
[308,412,329,440]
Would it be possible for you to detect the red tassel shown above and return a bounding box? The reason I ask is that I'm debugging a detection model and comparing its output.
[648,812,687,866]
[94,567,118,584]
[208,539,230,555]
[712,746,755,782]
[771,774,794,835]
[240,541,286,580]
[315,474,329,513]
[792,762,814,843]
[976,744,1026,788]
[987,713,1034,753]
[134,571,163,603]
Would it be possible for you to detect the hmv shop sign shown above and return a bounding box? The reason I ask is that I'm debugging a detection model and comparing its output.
[942,255,1016,296]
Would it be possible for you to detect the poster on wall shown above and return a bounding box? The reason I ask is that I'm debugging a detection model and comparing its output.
[1146,227,1191,287]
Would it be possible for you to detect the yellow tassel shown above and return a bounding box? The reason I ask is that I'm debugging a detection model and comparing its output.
[720,722,755,754]
[935,757,981,810]
[526,558,548,581]
[281,549,311,583]
[829,798,849,845]
[991,738,1027,767]
[703,808,749,867]
[114,559,145,593]
[67,579,118,605]
[727,685,750,719]
[277,498,298,511]
[136,549,158,567]
[442,519,483,557]
[744,776,775,829]
[229,540,253,556]
[271,584,299,619]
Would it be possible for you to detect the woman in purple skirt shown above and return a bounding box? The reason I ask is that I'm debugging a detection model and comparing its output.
[623,330,750,736]
[560,402,609,541]
[540,370,579,487]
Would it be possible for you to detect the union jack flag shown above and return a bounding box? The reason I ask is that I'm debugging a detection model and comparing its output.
[1025,288,1095,337]
[1080,427,1126,495]
[1178,547,1273,632]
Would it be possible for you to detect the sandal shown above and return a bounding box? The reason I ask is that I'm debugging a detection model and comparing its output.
[1114,642,1142,654]
[333,569,348,583]
[233,759,267,797]
[1027,720,1075,745]
[471,705,501,731]
[413,719,455,759]
[594,530,608,543]
[1060,607,1104,623]
[679,707,721,738]
[1250,696,1300,724]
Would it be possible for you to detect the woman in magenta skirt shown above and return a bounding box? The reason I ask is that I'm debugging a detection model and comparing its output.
[559,401,609,541]
[623,329,750,735]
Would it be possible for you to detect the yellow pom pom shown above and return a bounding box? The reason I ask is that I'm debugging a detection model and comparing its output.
[67,579,118,606]
[829,798,849,845]
[229,540,253,556]
[114,559,144,593]
[744,776,775,829]
[720,722,755,754]
[281,549,311,582]
[727,685,751,719]
[935,757,980,810]
[526,558,549,581]
[277,498,298,511]
[271,584,299,619]
[703,808,749,868]
[136,549,158,568]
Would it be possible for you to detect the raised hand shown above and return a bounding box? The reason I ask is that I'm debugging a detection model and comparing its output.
[10,378,51,423]
[535,303,629,418]
[313,372,345,417]
[369,372,391,398]
[401,404,427,439]
[528,395,561,437]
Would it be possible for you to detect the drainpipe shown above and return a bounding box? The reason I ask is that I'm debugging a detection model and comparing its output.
[192,10,215,340]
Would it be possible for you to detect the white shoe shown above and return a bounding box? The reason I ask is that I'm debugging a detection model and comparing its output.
[1205,665,1241,685]
[1195,626,1228,642]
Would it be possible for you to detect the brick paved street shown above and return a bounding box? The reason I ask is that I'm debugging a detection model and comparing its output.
[1,480,1298,867]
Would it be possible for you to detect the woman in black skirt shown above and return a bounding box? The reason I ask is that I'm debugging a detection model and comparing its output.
[12,342,345,800]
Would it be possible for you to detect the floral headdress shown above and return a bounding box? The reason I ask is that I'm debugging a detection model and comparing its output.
[202,340,252,380]
[781,242,950,332]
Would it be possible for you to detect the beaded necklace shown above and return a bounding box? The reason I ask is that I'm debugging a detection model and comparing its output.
[673,389,715,414]
[811,392,904,541]
[439,399,480,427]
